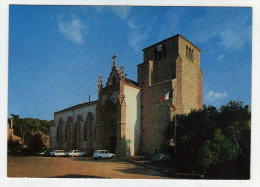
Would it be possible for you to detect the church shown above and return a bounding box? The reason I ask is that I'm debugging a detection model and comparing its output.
[50,34,203,156]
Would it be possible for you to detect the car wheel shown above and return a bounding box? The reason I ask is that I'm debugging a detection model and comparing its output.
[111,155,115,159]
[98,156,101,159]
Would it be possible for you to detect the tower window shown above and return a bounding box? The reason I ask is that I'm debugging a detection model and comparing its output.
[186,46,188,58]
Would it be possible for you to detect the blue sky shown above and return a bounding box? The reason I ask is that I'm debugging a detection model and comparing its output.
[8,6,252,120]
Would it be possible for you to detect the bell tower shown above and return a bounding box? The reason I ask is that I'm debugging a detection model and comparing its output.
[138,34,203,155]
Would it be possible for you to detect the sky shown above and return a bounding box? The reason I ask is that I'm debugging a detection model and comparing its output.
[8,6,252,121]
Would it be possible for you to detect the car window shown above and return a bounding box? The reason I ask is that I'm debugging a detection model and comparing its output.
[105,151,108,153]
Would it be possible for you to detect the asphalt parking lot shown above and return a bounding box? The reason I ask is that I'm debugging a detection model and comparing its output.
[7,155,172,179]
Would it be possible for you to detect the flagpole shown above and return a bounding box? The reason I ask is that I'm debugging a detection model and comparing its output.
[174,88,177,157]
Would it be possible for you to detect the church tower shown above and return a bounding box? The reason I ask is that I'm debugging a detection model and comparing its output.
[137,34,203,155]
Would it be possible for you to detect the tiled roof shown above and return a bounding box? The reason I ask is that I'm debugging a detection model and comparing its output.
[55,100,98,114]
[124,78,141,89]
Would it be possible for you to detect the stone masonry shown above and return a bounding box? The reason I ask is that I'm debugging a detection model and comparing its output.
[138,34,203,155]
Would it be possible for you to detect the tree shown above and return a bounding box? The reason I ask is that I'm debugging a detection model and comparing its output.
[9,114,50,148]
[163,101,251,178]
[164,105,218,171]
[26,132,45,153]
[197,137,239,169]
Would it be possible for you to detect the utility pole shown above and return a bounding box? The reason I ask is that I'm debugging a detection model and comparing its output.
[174,89,177,157]
[21,126,23,149]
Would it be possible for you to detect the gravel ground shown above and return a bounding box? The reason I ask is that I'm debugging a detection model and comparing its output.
[7,155,173,179]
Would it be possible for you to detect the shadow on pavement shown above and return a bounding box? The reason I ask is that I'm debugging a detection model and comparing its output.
[114,166,168,178]
[72,157,128,164]
[51,174,107,178]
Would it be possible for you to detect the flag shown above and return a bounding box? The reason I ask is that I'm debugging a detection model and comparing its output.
[169,102,176,111]
[160,89,174,101]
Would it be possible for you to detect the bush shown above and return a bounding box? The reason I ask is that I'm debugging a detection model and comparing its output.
[197,137,239,170]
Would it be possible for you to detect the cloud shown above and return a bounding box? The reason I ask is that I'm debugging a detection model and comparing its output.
[188,8,251,51]
[128,18,136,29]
[58,16,86,44]
[109,6,132,20]
[93,6,104,13]
[127,18,150,51]
[218,54,224,61]
[206,90,228,101]
[219,26,251,50]
[158,9,182,40]
[128,31,148,51]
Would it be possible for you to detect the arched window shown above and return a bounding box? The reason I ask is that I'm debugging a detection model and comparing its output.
[111,114,116,132]
[65,126,67,142]
[192,49,194,61]
[112,76,116,85]
[189,47,191,59]
[186,46,188,58]
[57,118,63,148]
[84,122,87,141]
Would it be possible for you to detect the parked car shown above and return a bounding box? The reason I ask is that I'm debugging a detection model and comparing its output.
[93,150,115,159]
[66,150,86,157]
[49,150,66,157]
[36,150,51,156]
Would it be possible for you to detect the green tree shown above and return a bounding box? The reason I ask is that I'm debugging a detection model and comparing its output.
[164,100,250,178]
[10,114,50,149]
[164,105,218,171]
[197,137,239,169]
[27,132,45,153]
[217,101,251,158]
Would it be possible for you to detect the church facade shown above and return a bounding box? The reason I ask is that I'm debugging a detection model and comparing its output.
[50,34,203,156]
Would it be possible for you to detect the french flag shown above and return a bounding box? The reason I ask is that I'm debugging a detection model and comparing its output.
[160,89,174,101]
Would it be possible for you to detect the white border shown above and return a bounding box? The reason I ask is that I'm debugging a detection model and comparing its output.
[0,0,259,187]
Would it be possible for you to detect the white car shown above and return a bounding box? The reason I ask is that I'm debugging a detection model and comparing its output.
[93,150,115,159]
[49,150,66,157]
[66,150,86,157]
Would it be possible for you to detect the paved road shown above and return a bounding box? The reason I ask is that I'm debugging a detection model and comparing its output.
[8,156,172,179]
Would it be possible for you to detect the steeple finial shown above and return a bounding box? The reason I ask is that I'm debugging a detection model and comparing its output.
[98,74,103,90]
[120,64,124,78]
[112,53,117,67]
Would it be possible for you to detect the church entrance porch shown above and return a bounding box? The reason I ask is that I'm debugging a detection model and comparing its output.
[101,100,118,153]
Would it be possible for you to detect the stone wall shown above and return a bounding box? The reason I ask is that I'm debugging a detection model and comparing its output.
[178,36,203,112]
[139,80,173,155]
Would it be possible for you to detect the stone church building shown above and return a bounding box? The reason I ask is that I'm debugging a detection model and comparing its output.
[50,34,203,156]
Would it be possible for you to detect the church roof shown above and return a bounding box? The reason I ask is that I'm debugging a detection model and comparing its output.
[142,34,201,52]
[124,78,141,89]
[55,100,98,114]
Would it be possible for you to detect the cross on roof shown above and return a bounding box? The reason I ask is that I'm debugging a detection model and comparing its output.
[112,53,117,67]
[112,53,117,61]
